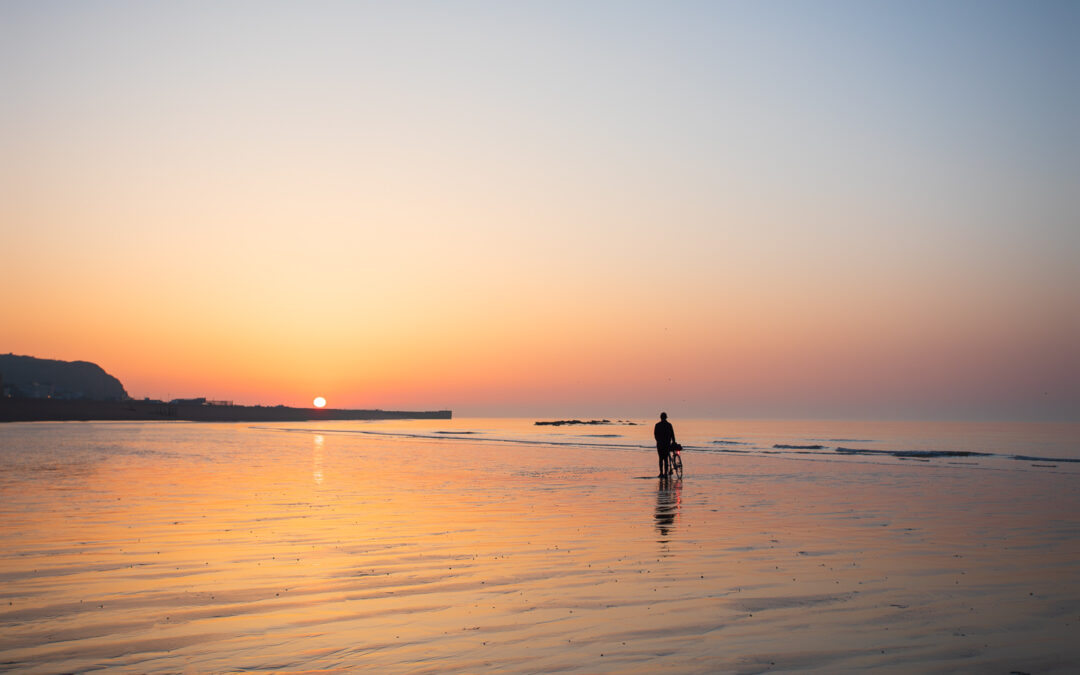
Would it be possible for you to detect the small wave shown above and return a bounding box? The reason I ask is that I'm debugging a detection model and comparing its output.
[811,438,876,443]
[254,426,651,452]
[251,426,1078,471]
[835,447,992,459]
[1012,454,1080,464]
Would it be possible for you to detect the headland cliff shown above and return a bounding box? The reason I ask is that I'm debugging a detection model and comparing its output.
[0,354,451,422]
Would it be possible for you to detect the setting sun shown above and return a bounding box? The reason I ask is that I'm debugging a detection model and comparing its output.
[313,397,326,408]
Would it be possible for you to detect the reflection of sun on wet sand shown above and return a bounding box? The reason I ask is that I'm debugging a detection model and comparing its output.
[312,433,324,485]
[0,423,1078,673]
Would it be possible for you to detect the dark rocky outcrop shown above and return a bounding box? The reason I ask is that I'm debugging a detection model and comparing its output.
[0,354,129,401]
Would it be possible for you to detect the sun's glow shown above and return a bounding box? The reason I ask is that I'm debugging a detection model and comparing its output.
[313,396,326,408]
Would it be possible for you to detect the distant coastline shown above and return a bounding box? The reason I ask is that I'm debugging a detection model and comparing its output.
[0,398,451,423]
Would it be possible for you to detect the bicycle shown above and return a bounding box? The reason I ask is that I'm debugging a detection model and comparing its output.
[669,443,683,479]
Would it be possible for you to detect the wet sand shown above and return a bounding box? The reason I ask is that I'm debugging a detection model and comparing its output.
[1,423,1078,673]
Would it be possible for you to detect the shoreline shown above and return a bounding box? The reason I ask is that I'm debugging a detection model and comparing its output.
[0,398,451,423]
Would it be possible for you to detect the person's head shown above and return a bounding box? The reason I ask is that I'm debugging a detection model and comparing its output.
[660,412,667,420]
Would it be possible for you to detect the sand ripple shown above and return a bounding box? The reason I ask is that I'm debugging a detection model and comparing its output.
[1,423,1078,673]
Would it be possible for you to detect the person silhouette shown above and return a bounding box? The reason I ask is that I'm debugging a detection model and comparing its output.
[654,412,676,477]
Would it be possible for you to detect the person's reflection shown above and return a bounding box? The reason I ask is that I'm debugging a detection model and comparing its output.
[654,476,682,540]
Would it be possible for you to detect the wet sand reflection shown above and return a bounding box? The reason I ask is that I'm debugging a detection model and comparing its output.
[654,476,682,540]
[2,423,1078,673]
[312,434,324,485]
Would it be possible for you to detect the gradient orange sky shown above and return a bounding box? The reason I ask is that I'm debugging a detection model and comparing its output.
[2,2,1077,420]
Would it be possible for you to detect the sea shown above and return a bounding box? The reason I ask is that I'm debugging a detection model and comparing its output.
[2,417,1077,475]
[255,416,1080,473]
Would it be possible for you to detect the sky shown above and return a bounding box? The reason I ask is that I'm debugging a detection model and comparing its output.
[1,1,1077,420]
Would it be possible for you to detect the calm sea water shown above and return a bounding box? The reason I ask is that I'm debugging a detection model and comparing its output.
[255,417,1080,473]
[0,418,1075,496]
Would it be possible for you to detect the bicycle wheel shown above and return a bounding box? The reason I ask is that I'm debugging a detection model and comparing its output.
[672,452,683,479]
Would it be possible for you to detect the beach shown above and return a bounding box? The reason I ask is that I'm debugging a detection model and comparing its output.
[1,420,1077,673]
